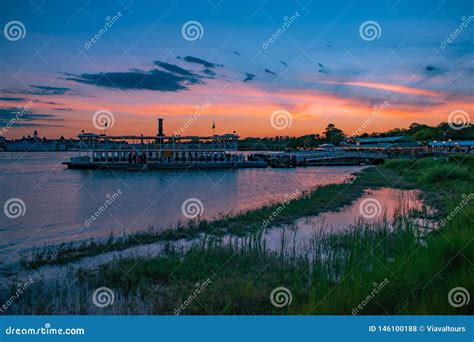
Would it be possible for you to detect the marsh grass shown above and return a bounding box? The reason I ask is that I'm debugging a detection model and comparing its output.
[5,156,473,315]
[22,167,408,269]
[9,210,463,315]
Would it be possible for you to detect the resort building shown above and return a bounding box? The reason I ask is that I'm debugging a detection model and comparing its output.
[428,140,474,153]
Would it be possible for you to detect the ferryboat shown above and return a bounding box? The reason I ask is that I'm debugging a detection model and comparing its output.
[63,118,267,170]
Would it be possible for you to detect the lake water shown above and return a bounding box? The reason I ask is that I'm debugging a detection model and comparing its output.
[2,187,433,284]
[0,152,362,262]
[261,187,435,253]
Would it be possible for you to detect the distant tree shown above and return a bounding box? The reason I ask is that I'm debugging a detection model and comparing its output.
[438,122,474,140]
[385,128,406,137]
[302,134,318,148]
[410,127,442,142]
[238,120,472,151]
[323,123,345,145]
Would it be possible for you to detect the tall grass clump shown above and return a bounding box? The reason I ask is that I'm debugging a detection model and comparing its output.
[6,157,472,315]
[21,167,405,268]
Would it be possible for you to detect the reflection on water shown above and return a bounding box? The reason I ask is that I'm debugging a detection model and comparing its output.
[3,188,435,284]
[262,188,435,253]
[0,152,362,260]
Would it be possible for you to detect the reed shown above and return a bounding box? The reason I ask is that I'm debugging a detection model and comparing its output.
[22,166,408,268]
[6,156,472,315]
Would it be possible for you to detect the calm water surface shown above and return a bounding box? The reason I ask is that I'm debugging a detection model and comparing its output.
[5,188,431,283]
[262,187,434,253]
[0,152,362,260]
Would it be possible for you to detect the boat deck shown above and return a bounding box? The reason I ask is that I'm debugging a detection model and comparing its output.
[63,160,268,170]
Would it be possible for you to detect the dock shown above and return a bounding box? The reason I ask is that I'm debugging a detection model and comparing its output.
[266,151,387,167]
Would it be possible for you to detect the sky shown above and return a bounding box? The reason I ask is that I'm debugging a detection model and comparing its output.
[0,0,473,139]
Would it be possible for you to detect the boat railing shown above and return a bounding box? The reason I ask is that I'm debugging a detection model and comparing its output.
[77,143,238,152]
[88,154,244,163]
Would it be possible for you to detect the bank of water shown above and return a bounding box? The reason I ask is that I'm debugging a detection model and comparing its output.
[1,186,435,285]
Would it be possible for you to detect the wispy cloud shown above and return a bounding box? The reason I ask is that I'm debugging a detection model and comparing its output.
[52,107,73,111]
[264,68,276,75]
[243,73,255,82]
[318,80,440,97]
[0,97,26,102]
[29,85,72,95]
[0,107,64,128]
[154,61,198,76]
[66,68,201,92]
[180,56,222,68]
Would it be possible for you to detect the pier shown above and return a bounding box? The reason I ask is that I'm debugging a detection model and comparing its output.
[62,119,473,171]
[266,151,387,168]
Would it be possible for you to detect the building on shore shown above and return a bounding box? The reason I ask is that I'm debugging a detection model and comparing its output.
[428,140,474,153]
[344,136,420,149]
[2,130,78,152]
[342,136,425,157]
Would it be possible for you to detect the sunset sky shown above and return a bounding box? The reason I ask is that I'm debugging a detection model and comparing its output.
[0,0,473,139]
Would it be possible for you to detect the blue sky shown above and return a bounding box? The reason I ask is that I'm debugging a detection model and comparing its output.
[0,0,472,138]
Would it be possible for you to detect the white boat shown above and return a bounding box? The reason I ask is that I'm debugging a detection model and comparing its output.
[63,118,267,170]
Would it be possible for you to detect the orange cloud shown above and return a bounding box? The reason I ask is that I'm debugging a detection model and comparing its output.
[318,80,440,97]
[2,78,471,139]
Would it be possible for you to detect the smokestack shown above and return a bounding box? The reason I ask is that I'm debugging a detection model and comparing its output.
[158,118,164,136]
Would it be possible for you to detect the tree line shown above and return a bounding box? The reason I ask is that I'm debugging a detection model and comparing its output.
[238,122,473,150]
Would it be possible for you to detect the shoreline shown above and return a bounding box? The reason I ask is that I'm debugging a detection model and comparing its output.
[19,166,408,269]
[2,156,472,315]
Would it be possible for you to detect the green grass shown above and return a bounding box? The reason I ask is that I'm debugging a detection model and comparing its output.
[22,166,408,268]
[9,156,474,314]
[307,155,474,314]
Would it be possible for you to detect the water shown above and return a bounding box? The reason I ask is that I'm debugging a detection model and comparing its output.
[0,152,362,261]
[0,187,433,285]
[261,187,435,253]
